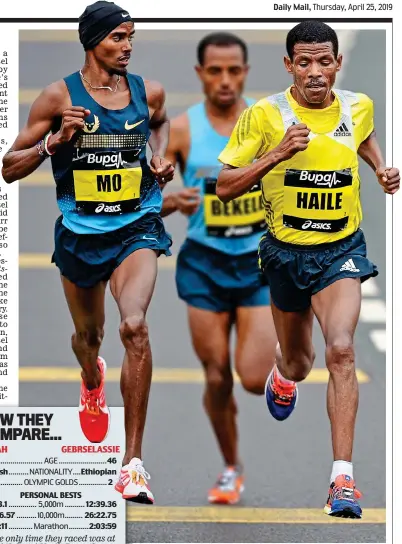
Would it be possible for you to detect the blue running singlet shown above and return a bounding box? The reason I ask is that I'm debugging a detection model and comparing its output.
[182,99,266,255]
[50,71,162,234]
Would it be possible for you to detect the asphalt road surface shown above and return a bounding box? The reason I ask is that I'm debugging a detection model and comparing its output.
[17,26,388,543]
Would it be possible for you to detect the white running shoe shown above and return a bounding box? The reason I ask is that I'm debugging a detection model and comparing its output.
[115,458,154,504]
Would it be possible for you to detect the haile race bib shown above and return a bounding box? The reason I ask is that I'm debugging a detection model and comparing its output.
[282,168,353,232]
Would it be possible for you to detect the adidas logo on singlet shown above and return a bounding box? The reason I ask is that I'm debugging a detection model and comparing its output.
[334,122,352,137]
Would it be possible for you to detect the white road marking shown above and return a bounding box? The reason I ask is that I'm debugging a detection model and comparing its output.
[361,279,380,296]
[360,299,386,323]
[369,330,386,353]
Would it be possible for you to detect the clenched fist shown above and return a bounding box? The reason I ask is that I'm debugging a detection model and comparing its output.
[44,107,90,154]
[274,123,310,162]
[58,107,91,143]
[150,155,175,184]
[174,187,201,216]
[376,166,400,195]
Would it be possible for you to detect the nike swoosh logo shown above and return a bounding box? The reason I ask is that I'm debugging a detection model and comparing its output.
[125,119,145,130]
[122,13,130,17]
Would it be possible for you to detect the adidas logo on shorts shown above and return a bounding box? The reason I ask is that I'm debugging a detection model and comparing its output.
[334,122,352,137]
[340,258,360,273]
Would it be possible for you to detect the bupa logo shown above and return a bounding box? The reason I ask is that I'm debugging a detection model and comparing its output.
[95,203,122,214]
[88,152,125,169]
[302,220,331,231]
[300,171,341,188]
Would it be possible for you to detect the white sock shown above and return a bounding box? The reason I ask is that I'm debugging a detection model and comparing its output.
[330,460,353,483]
[275,365,295,385]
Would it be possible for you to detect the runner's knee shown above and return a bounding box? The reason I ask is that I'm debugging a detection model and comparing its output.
[203,367,233,409]
[282,349,315,382]
[240,376,264,395]
[119,315,149,349]
[204,360,233,398]
[236,367,265,395]
[236,344,277,396]
[72,327,104,352]
[326,337,355,373]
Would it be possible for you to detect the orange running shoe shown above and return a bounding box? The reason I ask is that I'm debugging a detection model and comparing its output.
[78,356,110,443]
[265,365,298,421]
[208,466,244,505]
[324,474,362,518]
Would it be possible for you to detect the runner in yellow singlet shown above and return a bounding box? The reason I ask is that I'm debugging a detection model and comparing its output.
[217,20,399,519]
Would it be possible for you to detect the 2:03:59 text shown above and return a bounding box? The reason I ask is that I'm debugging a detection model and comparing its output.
[89,523,117,530]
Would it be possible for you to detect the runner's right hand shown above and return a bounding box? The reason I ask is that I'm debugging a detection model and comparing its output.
[57,107,91,143]
[274,123,310,162]
[174,187,201,216]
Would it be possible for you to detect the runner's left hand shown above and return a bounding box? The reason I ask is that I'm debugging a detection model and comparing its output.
[150,155,175,184]
[174,187,201,216]
[376,166,400,194]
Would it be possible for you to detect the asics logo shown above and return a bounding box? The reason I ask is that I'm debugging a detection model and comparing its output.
[302,220,331,231]
[95,203,122,214]
[224,226,252,237]
[125,119,145,131]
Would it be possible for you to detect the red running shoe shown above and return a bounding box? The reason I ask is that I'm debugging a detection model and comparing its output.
[79,356,110,443]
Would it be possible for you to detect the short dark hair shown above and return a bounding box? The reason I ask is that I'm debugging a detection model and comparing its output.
[286,21,339,61]
[197,32,248,65]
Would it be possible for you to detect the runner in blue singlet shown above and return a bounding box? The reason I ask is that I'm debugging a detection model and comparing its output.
[162,33,278,505]
[2,1,172,504]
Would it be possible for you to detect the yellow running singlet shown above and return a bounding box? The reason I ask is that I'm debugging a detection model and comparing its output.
[218,87,374,245]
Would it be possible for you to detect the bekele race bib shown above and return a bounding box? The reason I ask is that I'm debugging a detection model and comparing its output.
[282,168,353,233]
[72,149,142,215]
[204,177,265,238]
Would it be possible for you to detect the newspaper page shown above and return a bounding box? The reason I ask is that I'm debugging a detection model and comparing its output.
[0,1,400,543]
